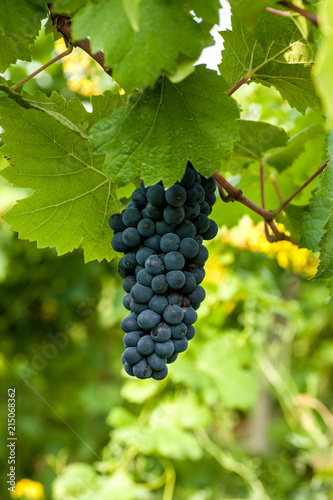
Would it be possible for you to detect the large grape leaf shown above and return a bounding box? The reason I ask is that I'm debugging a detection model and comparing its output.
[220,14,321,113]
[70,0,215,92]
[267,124,325,172]
[315,214,333,279]
[90,66,240,188]
[312,132,333,278]
[299,195,331,252]
[316,0,333,129]
[0,0,47,72]
[221,120,288,172]
[0,88,123,262]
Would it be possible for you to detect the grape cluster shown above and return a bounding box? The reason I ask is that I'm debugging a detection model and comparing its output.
[109,162,218,380]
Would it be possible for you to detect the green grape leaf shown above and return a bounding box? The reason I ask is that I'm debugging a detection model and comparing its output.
[316,0,333,129]
[267,124,325,172]
[90,67,240,188]
[229,0,271,26]
[221,120,288,172]
[71,0,214,91]
[315,211,333,279]
[317,132,333,201]
[0,0,47,72]
[0,90,123,262]
[188,0,221,24]
[276,137,327,207]
[220,14,321,113]
[51,0,86,13]
[299,195,331,252]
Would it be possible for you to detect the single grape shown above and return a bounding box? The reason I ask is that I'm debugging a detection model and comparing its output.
[166,352,178,364]
[123,293,132,310]
[146,203,164,220]
[152,366,168,380]
[155,340,175,358]
[122,207,142,227]
[130,299,148,314]
[123,252,137,270]
[199,201,211,216]
[137,269,153,287]
[193,214,210,234]
[190,267,205,284]
[151,274,168,294]
[123,275,136,293]
[136,247,156,266]
[131,283,154,303]
[187,183,205,205]
[144,234,161,252]
[182,306,198,325]
[179,271,196,293]
[109,213,126,232]
[179,238,199,259]
[173,337,188,353]
[151,322,172,342]
[123,331,141,347]
[124,362,134,376]
[111,232,129,253]
[137,218,155,237]
[192,245,209,266]
[163,205,185,225]
[188,285,206,304]
[137,309,161,330]
[145,254,165,275]
[186,325,195,340]
[123,346,143,364]
[122,227,141,247]
[147,352,167,371]
[148,294,168,314]
[163,304,184,325]
[160,232,181,253]
[202,220,218,240]
[175,220,196,239]
[147,184,165,206]
[164,251,185,271]
[121,314,139,332]
[133,358,153,378]
[165,184,187,206]
[135,264,144,276]
[205,191,216,206]
[118,259,131,278]
[183,203,200,219]
[131,188,147,207]
[171,322,187,339]
[137,335,155,355]
[166,270,186,289]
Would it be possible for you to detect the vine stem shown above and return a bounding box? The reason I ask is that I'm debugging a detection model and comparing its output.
[260,159,273,242]
[11,46,73,90]
[278,1,318,27]
[266,7,291,18]
[271,158,330,218]
[213,159,330,245]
